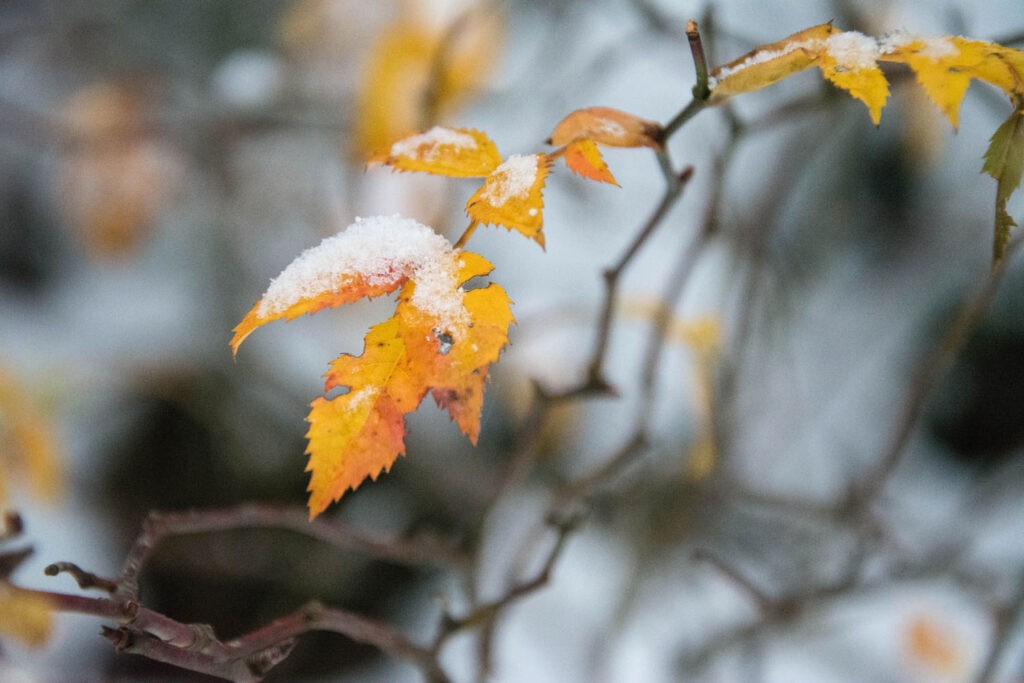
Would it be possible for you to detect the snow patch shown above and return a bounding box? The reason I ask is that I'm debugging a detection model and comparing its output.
[257,214,469,330]
[390,126,477,160]
[824,31,880,69]
[480,154,539,207]
[879,31,957,59]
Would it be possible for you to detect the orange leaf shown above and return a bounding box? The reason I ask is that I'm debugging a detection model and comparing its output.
[368,126,502,177]
[904,615,964,675]
[0,366,62,505]
[306,252,513,517]
[548,106,662,148]
[231,215,469,353]
[564,140,618,185]
[466,154,551,247]
[0,584,53,648]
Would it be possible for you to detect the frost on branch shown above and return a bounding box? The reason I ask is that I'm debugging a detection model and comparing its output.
[231,215,469,352]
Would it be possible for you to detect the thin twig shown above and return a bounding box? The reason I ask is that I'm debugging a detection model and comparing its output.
[44,562,118,593]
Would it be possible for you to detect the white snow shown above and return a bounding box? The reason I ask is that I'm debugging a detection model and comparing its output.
[256,214,470,330]
[879,31,958,58]
[389,126,478,160]
[480,154,539,206]
[823,31,880,69]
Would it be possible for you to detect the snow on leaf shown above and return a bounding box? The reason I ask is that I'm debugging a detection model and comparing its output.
[466,153,551,247]
[709,24,889,123]
[231,215,468,353]
[305,252,513,517]
[707,23,837,102]
[548,106,662,149]
[818,32,889,125]
[982,109,1024,262]
[565,139,618,185]
[881,35,1024,128]
[369,126,502,177]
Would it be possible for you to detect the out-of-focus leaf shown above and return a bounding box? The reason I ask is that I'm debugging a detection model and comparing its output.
[982,109,1024,261]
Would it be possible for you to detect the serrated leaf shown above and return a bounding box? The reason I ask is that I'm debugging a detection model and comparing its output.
[709,25,889,123]
[881,36,1024,127]
[564,140,618,185]
[466,154,551,247]
[368,127,502,177]
[983,109,1024,262]
[549,107,662,149]
[306,253,513,517]
[818,32,889,125]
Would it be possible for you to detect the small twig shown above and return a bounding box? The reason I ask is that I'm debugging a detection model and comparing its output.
[692,549,777,617]
[44,562,118,593]
[687,20,711,101]
[551,165,694,400]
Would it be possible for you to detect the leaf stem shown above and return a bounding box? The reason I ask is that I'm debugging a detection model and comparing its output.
[453,219,480,250]
[686,19,711,102]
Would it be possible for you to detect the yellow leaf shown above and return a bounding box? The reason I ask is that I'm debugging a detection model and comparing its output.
[230,216,513,518]
[881,35,1024,127]
[564,140,618,185]
[709,25,889,123]
[0,367,62,505]
[353,8,502,159]
[708,23,837,102]
[369,126,502,177]
[548,106,662,148]
[818,32,889,125]
[0,584,53,648]
[466,154,551,247]
[306,252,513,517]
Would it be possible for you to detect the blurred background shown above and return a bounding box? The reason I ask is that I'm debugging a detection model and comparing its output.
[1,0,1024,681]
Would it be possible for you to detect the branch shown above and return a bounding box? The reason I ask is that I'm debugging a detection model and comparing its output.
[116,504,468,602]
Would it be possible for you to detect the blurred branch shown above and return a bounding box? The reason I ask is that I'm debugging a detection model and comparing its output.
[115,505,469,603]
[850,236,1024,514]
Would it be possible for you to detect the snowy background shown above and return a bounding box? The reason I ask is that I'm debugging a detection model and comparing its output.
[2,0,1024,681]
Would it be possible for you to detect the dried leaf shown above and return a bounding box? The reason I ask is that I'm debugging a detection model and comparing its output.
[466,154,551,247]
[369,126,502,177]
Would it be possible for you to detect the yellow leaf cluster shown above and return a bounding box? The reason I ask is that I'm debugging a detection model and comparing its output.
[708,24,1024,127]
[232,217,513,518]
